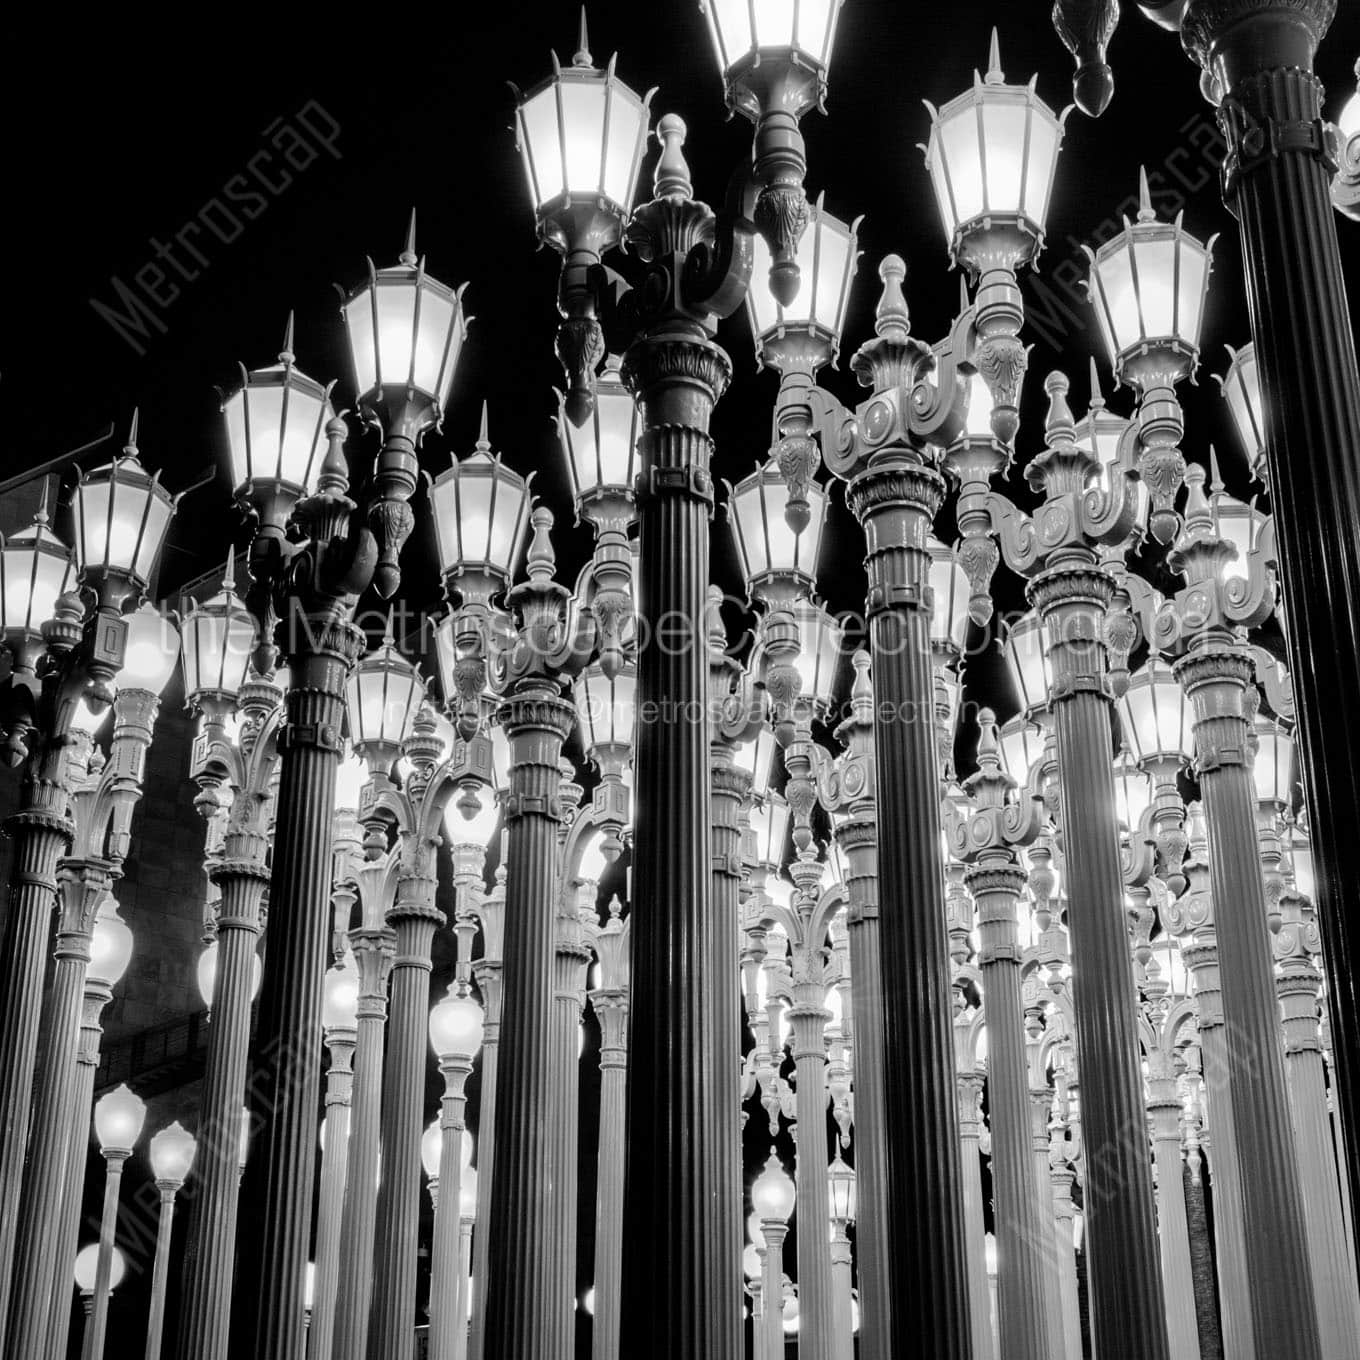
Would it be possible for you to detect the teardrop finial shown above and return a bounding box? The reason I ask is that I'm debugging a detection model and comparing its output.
[851,648,872,703]
[875,254,911,341]
[400,209,418,267]
[318,414,351,495]
[124,408,141,458]
[976,706,1001,769]
[985,29,1004,85]
[654,114,692,201]
[1043,371,1075,444]
[526,505,556,581]
[1087,356,1105,412]
[280,312,296,366]
[607,893,623,921]
[1136,167,1155,223]
[476,401,491,454]
[573,6,593,66]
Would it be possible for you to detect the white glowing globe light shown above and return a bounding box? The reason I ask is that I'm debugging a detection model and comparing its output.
[742,1244,763,1280]
[747,1210,766,1249]
[197,941,263,1008]
[752,1158,796,1222]
[322,954,360,1031]
[74,1243,125,1293]
[88,897,135,988]
[460,1167,478,1219]
[581,1286,596,1316]
[149,1120,197,1182]
[443,793,501,850]
[428,991,486,1062]
[119,604,181,695]
[334,751,368,813]
[421,1117,442,1180]
[94,1082,147,1155]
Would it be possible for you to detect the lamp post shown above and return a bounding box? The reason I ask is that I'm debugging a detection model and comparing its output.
[177,577,277,1360]
[1135,460,1322,1358]
[827,1155,856,1360]
[945,710,1052,1360]
[427,988,484,1360]
[586,901,630,1360]
[146,1122,196,1360]
[0,431,177,1350]
[305,954,359,1360]
[74,1244,125,1360]
[46,893,135,1360]
[87,1083,147,1360]
[8,606,178,1358]
[752,1154,796,1360]
[990,371,1170,1359]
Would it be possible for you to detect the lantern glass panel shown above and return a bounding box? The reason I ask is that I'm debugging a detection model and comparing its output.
[1252,721,1294,807]
[1211,497,1263,584]
[928,543,969,653]
[121,605,180,695]
[997,718,1044,786]
[750,796,790,869]
[792,603,843,708]
[223,371,332,495]
[1117,661,1194,764]
[0,520,72,637]
[1003,615,1051,714]
[747,205,857,342]
[706,0,838,70]
[1114,755,1153,830]
[1220,345,1264,469]
[430,453,532,582]
[74,463,174,586]
[734,728,779,798]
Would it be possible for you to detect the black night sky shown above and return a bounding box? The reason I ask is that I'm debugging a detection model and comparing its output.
[6,2,1360,1352]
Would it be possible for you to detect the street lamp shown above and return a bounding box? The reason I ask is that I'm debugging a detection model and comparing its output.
[146,1122,196,1360]
[74,1243,125,1360]
[87,1083,146,1360]
[1084,168,1215,543]
[752,1152,796,1360]
[1215,343,1266,484]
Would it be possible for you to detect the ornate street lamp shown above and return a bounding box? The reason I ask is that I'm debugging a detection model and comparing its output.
[1084,168,1215,543]
[145,1122,196,1360]
[924,31,1067,443]
[1215,343,1266,484]
[702,0,844,304]
[179,552,259,713]
[512,15,652,421]
[751,1152,796,1360]
[85,1083,146,1360]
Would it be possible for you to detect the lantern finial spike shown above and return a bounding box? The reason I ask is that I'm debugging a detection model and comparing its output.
[654,114,692,201]
[573,6,592,67]
[985,28,1004,85]
[222,544,237,594]
[400,209,418,267]
[477,401,491,453]
[34,476,51,527]
[1209,444,1225,495]
[526,505,556,581]
[381,607,396,647]
[1087,356,1104,412]
[280,312,295,365]
[875,255,911,342]
[1137,167,1156,223]
[124,408,140,458]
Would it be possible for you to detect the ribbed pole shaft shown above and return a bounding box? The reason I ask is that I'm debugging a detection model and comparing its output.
[834,814,890,1358]
[1183,1149,1224,1360]
[453,1216,473,1360]
[1185,10,1360,1264]
[1027,1088,1066,1356]
[619,329,738,1360]
[969,864,1052,1360]
[1332,1089,1359,1279]
[482,687,576,1360]
[1177,648,1321,1359]
[845,457,972,1357]
[79,1292,95,1360]
[145,1185,179,1360]
[590,993,628,1360]
[759,1225,787,1360]
[333,927,394,1360]
[307,1034,354,1360]
[958,1075,995,1360]
[428,1062,470,1360]
[789,1001,834,1360]
[6,862,111,1356]
[0,767,70,1349]
[1147,1083,1200,1360]
[87,1152,127,1360]
[368,895,439,1360]
[1187,971,1255,1360]
[1030,560,1169,1360]
[466,963,500,1360]
[177,855,268,1360]
[1049,1164,1084,1360]
[1281,961,1360,1354]
[829,1230,853,1360]
[547,921,588,1355]
[46,979,114,1360]
[234,614,364,1360]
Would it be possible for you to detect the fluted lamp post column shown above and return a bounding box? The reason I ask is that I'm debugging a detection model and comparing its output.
[587,902,630,1360]
[87,1084,147,1360]
[427,988,484,1360]
[0,433,178,1354]
[145,1122,196,1360]
[945,710,1053,1360]
[990,371,1170,1359]
[306,954,359,1360]
[1132,461,1323,1358]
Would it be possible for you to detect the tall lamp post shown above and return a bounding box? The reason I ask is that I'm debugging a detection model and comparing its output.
[990,371,1170,1359]
[88,1083,147,1360]
[752,1153,796,1360]
[145,1122,196,1360]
